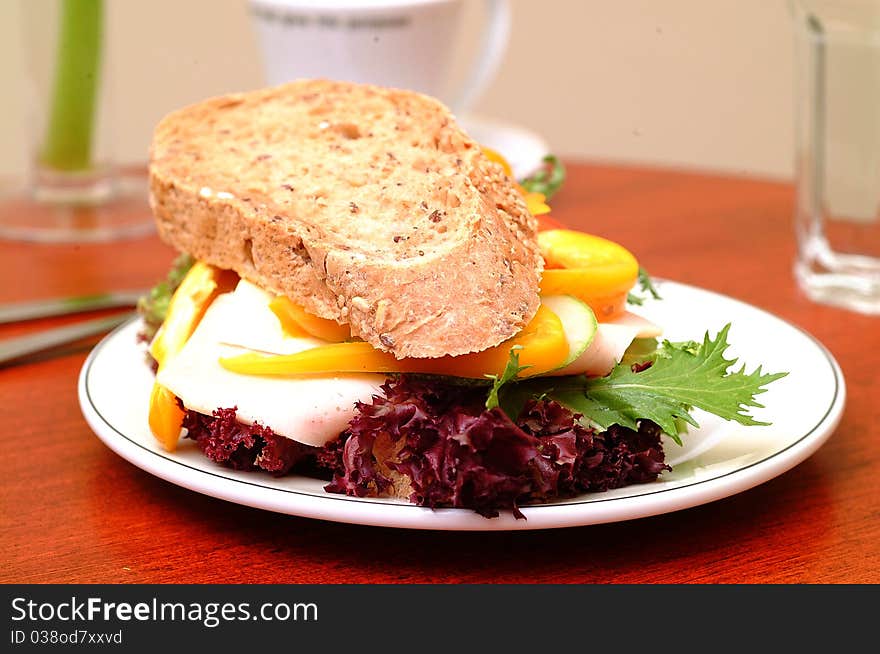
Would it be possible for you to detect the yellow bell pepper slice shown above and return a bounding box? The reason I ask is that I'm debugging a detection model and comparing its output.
[269,296,350,342]
[148,383,186,451]
[522,189,551,216]
[150,262,236,366]
[220,304,568,380]
[482,146,513,178]
[482,147,552,216]
[148,261,237,451]
[538,229,639,321]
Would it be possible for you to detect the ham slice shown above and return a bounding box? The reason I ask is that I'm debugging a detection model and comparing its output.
[549,311,662,377]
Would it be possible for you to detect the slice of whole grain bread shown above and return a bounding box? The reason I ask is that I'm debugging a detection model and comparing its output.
[149,79,542,358]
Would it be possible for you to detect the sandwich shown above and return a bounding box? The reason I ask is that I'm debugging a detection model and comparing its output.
[139,79,785,518]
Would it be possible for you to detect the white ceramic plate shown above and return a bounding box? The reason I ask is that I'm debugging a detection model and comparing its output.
[78,280,845,531]
[458,113,550,180]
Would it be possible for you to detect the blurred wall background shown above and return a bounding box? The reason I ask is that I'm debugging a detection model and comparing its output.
[0,0,793,180]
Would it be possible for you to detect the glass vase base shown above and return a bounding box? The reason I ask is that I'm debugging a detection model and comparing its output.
[795,261,880,315]
[0,173,155,243]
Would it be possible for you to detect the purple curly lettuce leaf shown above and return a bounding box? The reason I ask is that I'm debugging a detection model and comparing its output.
[177,376,671,519]
[182,406,341,477]
[325,376,670,518]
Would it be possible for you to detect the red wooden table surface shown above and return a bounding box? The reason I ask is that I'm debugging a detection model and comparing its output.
[2,162,877,583]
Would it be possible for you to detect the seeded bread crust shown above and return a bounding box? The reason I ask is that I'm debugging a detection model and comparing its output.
[149,79,542,358]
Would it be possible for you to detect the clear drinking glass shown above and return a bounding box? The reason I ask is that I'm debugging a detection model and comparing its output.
[0,0,154,243]
[791,0,880,314]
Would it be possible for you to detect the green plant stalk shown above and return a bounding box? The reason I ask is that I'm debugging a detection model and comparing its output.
[40,0,103,172]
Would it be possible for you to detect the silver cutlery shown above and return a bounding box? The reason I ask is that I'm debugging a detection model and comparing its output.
[0,312,135,366]
[0,290,146,324]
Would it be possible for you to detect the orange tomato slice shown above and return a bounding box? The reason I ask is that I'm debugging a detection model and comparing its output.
[269,296,350,342]
[538,229,639,321]
[220,304,568,380]
[537,213,564,231]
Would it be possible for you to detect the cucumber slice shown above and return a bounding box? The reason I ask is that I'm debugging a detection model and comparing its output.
[540,294,598,368]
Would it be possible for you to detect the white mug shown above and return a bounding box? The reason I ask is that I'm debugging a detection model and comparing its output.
[248,0,511,113]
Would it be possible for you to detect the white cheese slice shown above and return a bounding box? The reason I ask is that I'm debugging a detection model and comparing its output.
[215,279,326,355]
[157,284,384,447]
